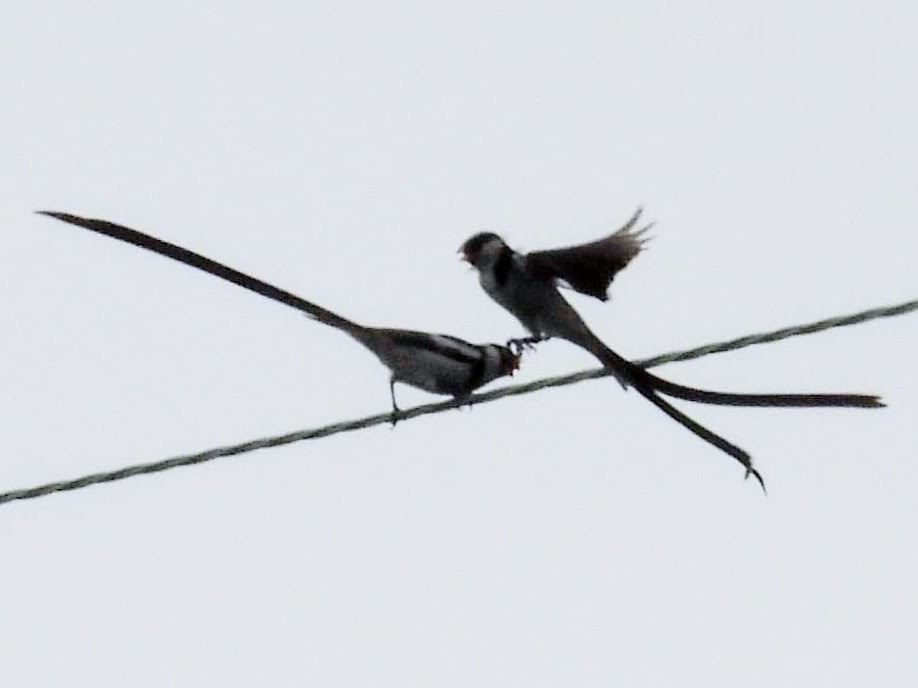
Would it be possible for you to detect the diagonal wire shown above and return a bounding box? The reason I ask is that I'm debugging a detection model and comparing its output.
[2,297,916,506]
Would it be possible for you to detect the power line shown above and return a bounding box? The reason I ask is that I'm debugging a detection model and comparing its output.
[2,297,915,506]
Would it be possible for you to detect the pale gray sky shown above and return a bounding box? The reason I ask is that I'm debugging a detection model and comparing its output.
[2,1,917,685]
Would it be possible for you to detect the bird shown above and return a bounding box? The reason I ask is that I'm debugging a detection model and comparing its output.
[37,211,521,420]
[459,207,884,490]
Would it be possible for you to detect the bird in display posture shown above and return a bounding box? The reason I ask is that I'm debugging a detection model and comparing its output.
[38,212,520,419]
[459,208,883,489]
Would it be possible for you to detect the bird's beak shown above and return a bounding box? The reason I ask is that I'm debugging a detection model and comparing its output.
[457,248,469,262]
[503,351,521,376]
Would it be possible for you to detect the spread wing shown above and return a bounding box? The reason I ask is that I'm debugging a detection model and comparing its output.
[525,207,651,301]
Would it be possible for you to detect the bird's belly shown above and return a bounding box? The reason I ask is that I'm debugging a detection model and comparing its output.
[480,279,537,335]
[379,346,473,396]
[489,284,555,337]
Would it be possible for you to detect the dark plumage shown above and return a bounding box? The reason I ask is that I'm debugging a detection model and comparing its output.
[460,208,883,490]
[38,211,520,417]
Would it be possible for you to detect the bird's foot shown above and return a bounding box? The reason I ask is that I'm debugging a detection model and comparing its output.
[507,336,543,355]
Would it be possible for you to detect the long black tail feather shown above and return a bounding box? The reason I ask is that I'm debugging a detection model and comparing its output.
[36,211,362,335]
[632,380,766,492]
[587,336,883,408]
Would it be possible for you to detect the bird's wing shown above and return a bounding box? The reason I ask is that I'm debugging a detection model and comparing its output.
[525,207,651,301]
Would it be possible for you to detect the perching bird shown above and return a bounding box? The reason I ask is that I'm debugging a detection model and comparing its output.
[459,208,883,489]
[38,211,520,419]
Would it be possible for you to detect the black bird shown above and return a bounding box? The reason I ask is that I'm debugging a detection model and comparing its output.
[38,211,520,419]
[460,208,883,489]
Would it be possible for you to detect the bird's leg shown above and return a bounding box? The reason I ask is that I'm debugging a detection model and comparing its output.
[389,378,402,427]
[453,393,474,414]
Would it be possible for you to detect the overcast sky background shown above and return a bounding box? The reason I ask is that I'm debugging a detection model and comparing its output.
[2,2,917,685]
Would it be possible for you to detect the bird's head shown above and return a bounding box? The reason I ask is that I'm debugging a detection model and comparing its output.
[496,344,522,377]
[458,232,505,269]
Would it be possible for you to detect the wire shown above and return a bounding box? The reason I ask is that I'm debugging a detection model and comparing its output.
[2,297,915,506]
